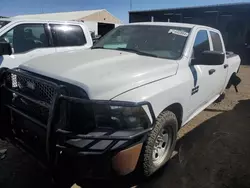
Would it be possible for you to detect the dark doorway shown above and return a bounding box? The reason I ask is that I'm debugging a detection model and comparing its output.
[98,23,115,37]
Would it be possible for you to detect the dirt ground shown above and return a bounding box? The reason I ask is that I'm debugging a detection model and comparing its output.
[1,66,250,188]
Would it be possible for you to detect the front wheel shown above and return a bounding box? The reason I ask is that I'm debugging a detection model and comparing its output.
[142,111,178,177]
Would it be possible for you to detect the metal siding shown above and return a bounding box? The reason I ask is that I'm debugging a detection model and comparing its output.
[129,2,250,13]
[129,3,250,65]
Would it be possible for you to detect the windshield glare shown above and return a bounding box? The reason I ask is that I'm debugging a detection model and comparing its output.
[93,25,191,60]
[0,21,10,29]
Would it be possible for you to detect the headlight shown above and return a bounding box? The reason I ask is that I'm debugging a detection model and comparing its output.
[93,104,151,130]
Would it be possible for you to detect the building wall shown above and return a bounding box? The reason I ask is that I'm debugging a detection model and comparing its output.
[79,10,121,24]
[115,24,122,27]
[84,21,98,35]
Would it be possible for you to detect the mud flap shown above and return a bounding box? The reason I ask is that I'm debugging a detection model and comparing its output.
[226,73,241,93]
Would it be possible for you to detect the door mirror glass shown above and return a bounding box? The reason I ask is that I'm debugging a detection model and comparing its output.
[0,42,12,56]
[191,50,225,66]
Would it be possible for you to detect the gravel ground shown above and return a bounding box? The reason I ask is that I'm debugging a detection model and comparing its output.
[1,66,250,188]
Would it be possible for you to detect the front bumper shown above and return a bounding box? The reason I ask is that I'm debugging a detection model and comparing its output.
[0,68,155,180]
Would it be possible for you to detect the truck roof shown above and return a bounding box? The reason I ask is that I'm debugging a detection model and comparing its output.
[0,17,83,25]
[128,22,215,30]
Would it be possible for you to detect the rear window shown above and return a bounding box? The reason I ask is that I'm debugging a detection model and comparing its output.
[210,31,223,52]
[50,24,87,47]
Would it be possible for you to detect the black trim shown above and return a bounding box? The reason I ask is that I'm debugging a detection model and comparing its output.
[56,128,152,141]
[44,23,54,47]
[191,86,199,95]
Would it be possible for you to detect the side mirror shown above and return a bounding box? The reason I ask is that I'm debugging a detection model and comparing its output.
[0,42,12,56]
[93,35,101,44]
[191,51,225,66]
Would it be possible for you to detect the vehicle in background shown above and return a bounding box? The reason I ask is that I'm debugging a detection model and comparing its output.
[0,22,241,187]
[0,18,92,69]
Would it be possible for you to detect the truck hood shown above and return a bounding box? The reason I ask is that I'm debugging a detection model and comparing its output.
[20,49,178,99]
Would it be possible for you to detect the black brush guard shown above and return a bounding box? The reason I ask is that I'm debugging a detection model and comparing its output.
[0,68,156,171]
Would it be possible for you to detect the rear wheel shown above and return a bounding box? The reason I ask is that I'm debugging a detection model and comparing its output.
[142,111,178,176]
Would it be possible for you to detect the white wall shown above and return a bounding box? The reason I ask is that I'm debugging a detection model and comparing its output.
[84,21,98,35]
[115,24,122,27]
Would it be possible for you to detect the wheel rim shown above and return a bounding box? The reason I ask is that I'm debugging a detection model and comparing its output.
[152,126,173,166]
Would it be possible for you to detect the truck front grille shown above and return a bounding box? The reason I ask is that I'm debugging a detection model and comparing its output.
[7,72,57,105]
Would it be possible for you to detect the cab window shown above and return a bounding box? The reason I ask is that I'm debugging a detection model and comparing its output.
[0,24,49,54]
[210,31,223,52]
[50,24,87,47]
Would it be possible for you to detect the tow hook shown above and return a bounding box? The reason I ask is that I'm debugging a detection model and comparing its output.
[227,73,241,93]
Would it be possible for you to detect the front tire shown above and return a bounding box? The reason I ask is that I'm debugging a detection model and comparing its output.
[142,111,178,177]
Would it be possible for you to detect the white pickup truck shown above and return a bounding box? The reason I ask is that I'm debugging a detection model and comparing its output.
[0,22,241,186]
[0,18,92,69]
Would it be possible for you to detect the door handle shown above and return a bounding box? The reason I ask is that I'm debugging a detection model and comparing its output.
[224,64,229,69]
[209,69,216,75]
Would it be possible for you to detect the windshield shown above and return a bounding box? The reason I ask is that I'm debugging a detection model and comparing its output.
[0,21,10,29]
[93,25,191,60]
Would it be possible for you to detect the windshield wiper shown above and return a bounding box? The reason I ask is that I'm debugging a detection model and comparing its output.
[116,48,159,58]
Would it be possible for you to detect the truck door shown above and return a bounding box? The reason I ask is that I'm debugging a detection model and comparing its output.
[187,29,217,116]
[0,23,56,69]
[209,31,228,94]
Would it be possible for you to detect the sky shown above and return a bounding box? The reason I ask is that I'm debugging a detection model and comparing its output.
[1,0,250,23]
